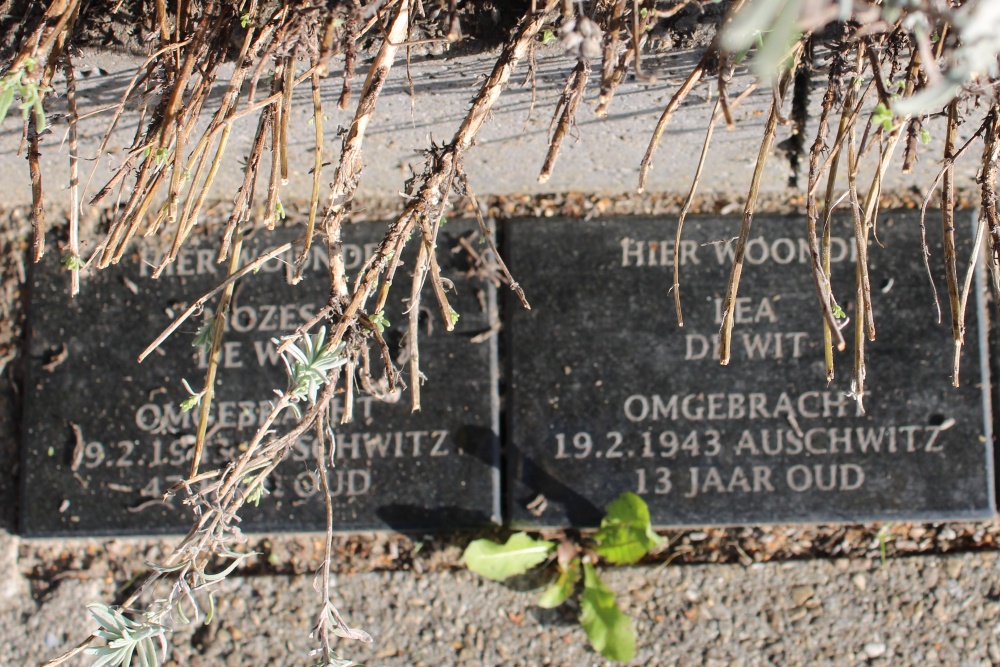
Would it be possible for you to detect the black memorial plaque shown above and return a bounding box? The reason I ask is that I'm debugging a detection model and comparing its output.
[506,214,994,527]
[22,222,499,536]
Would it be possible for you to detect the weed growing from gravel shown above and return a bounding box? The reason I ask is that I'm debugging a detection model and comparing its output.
[463,492,663,662]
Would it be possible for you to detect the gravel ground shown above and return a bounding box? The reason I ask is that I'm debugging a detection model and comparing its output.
[5,528,1000,667]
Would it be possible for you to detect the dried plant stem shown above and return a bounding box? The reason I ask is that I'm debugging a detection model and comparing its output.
[941,100,962,386]
[672,80,758,327]
[314,413,336,663]
[819,67,858,382]
[538,60,590,184]
[805,62,847,357]
[594,0,626,116]
[854,51,921,345]
[637,56,707,193]
[846,107,867,412]
[65,59,81,296]
[293,67,326,284]
[408,240,430,411]
[323,0,411,299]
[27,125,45,262]
[191,229,244,478]
[674,98,720,327]
[719,57,796,365]
[457,167,530,309]
[980,106,1000,321]
[637,0,746,192]
[139,241,297,362]
[339,12,359,109]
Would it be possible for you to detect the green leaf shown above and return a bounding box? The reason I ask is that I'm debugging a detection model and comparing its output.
[593,491,663,565]
[463,532,555,581]
[538,558,580,609]
[872,103,893,132]
[61,253,82,270]
[0,86,15,125]
[180,395,201,412]
[541,29,556,45]
[370,310,389,333]
[579,562,635,662]
[919,127,932,144]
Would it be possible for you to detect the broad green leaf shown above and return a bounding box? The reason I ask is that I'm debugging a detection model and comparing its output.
[537,558,581,609]
[579,562,635,662]
[463,532,554,581]
[593,492,664,565]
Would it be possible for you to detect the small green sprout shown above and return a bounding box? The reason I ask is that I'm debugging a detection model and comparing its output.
[179,378,204,412]
[61,254,83,271]
[243,476,269,506]
[240,12,252,28]
[275,198,286,220]
[872,103,893,132]
[463,491,654,662]
[370,310,390,333]
[278,326,348,415]
[192,319,216,350]
[0,57,50,132]
[541,29,557,45]
[154,147,170,166]
[832,303,846,320]
[919,127,932,144]
[448,310,460,327]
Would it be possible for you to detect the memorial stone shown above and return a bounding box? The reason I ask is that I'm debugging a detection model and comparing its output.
[505,214,994,527]
[22,221,499,536]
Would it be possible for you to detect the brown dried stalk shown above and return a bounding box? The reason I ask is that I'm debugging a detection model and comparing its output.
[293,66,326,285]
[637,0,746,192]
[819,52,863,382]
[324,0,557,363]
[322,0,411,300]
[138,240,297,362]
[594,0,625,116]
[980,106,1000,321]
[190,229,243,478]
[339,10,360,109]
[456,166,530,309]
[672,80,757,327]
[941,100,962,386]
[27,123,45,262]
[64,58,80,296]
[846,126,867,411]
[637,52,709,193]
[804,58,847,356]
[719,54,798,365]
[538,60,590,183]
[853,50,922,346]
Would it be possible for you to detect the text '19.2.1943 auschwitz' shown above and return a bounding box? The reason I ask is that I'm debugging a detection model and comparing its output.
[21,222,499,536]
[505,214,994,527]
